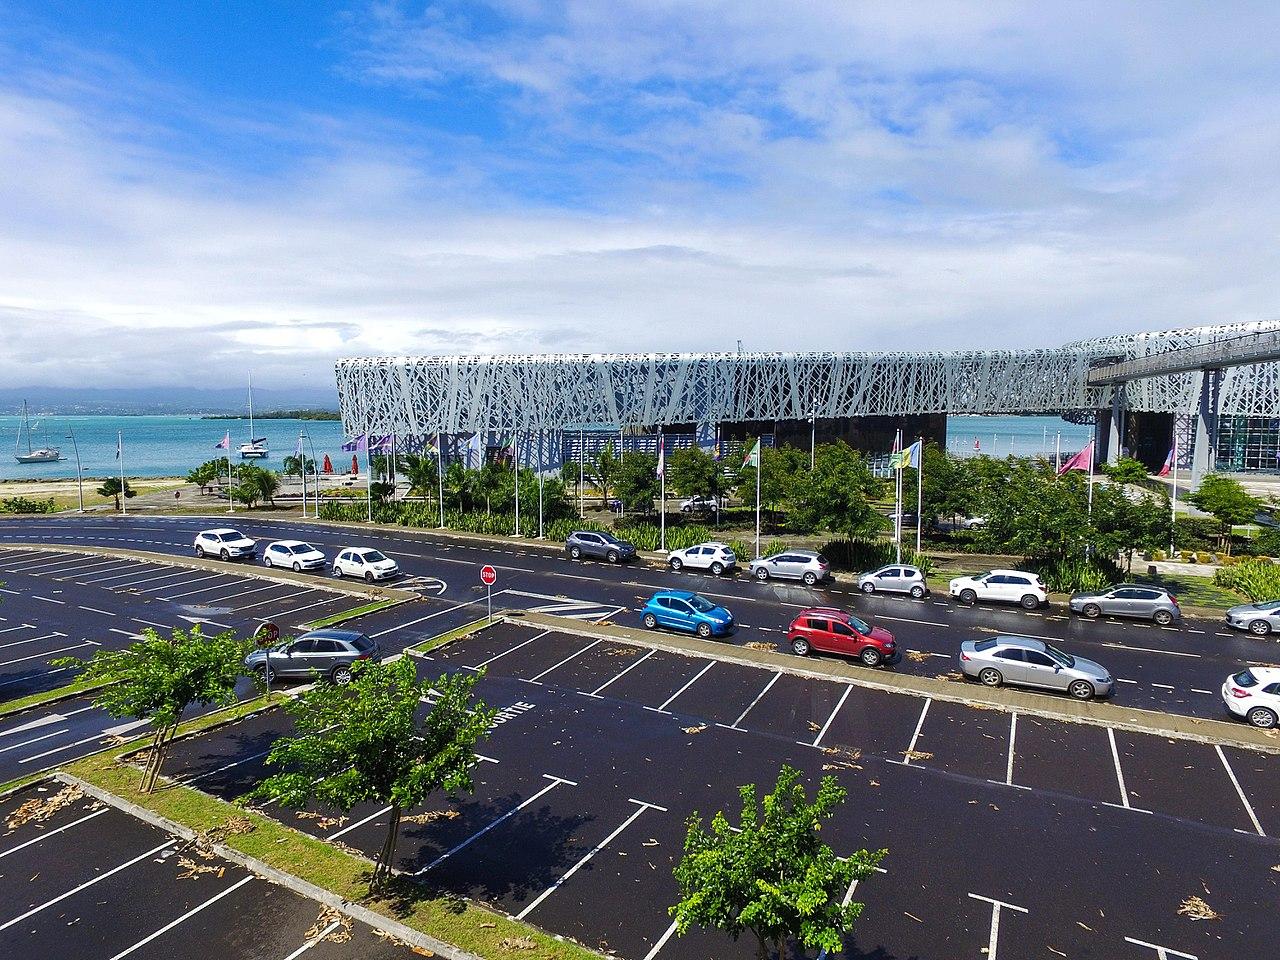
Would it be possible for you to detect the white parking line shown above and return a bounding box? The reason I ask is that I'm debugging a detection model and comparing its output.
[11,555,107,575]
[280,920,342,960]
[135,572,226,594]
[870,613,948,627]
[52,558,131,578]
[1214,744,1265,836]
[0,808,108,859]
[723,670,782,731]
[469,629,552,669]
[809,683,853,748]
[643,921,679,960]
[199,583,285,605]
[78,605,117,617]
[265,594,346,621]
[1124,936,1198,959]
[33,594,66,604]
[0,839,174,932]
[1004,713,1018,785]
[370,596,486,638]
[0,641,93,667]
[79,562,165,584]
[155,578,254,601]
[20,719,150,764]
[815,865,889,959]
[516,798,666,920]
[648,661,715,714]
[234,588,316,612]
[329,805,392,840]
[893,698,932,766]
[0,631,68,651]
[184,746,273,784]
[1107,728,1132,808]
[107,874,255,960]
[1099,641,1200,658]
[587,648,656,697]
[414,774,576,874]
[968,893,1027,960]
[106,568,194,589]
[524,639,603,683]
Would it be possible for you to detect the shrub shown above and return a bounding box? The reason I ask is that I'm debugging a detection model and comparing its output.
[1033,557,1118,593]
[0,496,57,514]
[816,539,934,575]
[727,539,753,562]
[1214,558,1280,602]
[763,538,790,558]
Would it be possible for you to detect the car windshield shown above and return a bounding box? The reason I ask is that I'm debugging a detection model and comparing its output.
[362,550,387,563]
[1234,669,1258,687]
[297,543,316,553]
[1257,600,1280,611]
[1043,642,1075,668]
[599,533,620,545]
[847,615,870,634]
[225,531,244,540]
[688,595,716,613]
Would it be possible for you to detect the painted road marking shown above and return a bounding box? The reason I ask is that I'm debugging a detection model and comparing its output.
[0,631,69,651]
[79,562,164,584]
[234,588,315,612]
[0,839,174,932]
[107,874,255,960]
[516,798,667,920]
[78,605,117,616]
[468,629,552,670]
[724,670,782,731]
[414,774,577,874]
[892,698,932,766]
[0,641,93,667]
[1124,936,1198,959]
[0,728,71,754]
[586,648,656,697]
[1102,728,1154,814]
[328,805,393,840]
[19,718,151,764]
[106,568,194,589]
[525,639,603,683]
[199,583,283,605]
[647,661,715,714]
[135,572,225,594]
[370,596,487,638]
[1214,744,1265,836]
[33,594,66,604]
[869,613,948,627]
[809,683,854,748]
[157,578,247,601]
[184,746,274,784]
[968,893,1027,960]
[1100,642,1200,659]
[816,865,889,960]
[52,558,133,577]
[280,920,342,960]
[0,808,109,860]
[643,921,679,960]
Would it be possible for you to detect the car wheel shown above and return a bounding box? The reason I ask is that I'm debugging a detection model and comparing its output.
[802,571,818,586]
[569,546,582,560]
[263,555,273,568]
[292,561,302,572]
[1019,594,1039,609]
[195,544,205,558]
[959,588,977,604]
[910,584,926,599]
[364,571,375,583]
[642,613,657,629]
[860,647,883,667]
[254,663,271,683]
[978,667,1002,687]
[605,550,618,564]
[861,582,875,594]
[1249,619,1272,636]
[1153,609,1173,626]
[710,562,724,576]
[331,665,353,685]
[791,638,810,656]
[696,623,712,639]
[669,557,683,571]
[1247,706,1278,729]
[1082,603,1101,619]
[220,548,230,561]
[754,567,769,581]
[1068,679,1095,700]
[332,565,343,578]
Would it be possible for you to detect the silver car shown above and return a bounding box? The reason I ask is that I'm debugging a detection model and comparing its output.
[244,628,381,685]
[1068,584,1180,625]
[959,635,1114,701]
[749,550,831,586]
[857,565,928,598]
[1225,600,1280,636]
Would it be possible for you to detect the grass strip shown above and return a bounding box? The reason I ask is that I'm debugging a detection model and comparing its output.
[0,676,116,720]
[408,616,500,656]
[65,707,602,959]
[304,597,400,630]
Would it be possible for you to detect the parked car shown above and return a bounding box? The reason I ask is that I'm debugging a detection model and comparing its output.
[640,591,735,638]
[787,608,897,666]
[1225,600,1280,636]
[749,550,832,586]
[949,570,1048,609]
[679,495,721,513]
[331,547,400,581]
[1069,584,1180,625]
[857,565,928,598]
[886,511,919,528]
[565,530,637,563]
[262,540,326,572]
[959,516,987,530]
[1221,667,1280,728]
[244,628,381,685]
[667,542,737,575]
[959,635,1113,700]
[193,528,256,561]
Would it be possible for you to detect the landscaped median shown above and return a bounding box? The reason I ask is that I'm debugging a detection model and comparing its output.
[0,674,115,720]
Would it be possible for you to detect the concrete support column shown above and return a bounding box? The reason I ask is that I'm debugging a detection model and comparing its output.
[1107,384,1126,464]
[1191,368,1223,487]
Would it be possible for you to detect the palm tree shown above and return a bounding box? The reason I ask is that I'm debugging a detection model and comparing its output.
[400,454,437,499]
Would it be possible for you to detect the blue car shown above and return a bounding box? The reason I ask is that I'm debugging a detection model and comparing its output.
[641,590,736,639]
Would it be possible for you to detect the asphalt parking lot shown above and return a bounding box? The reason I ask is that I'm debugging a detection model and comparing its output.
[0,780,423,960]
[161,621,1280,960]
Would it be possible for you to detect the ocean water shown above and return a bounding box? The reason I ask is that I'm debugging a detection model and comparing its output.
[947,415,1093,459]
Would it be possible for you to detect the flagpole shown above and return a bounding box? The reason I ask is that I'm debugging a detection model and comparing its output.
[658,426,666,552]
[118,431,127,515]
[578,429,585,518]
[365,439,373,523]
[1055,432,1061,472]
[894,429,902,564]
[227,435,234,514]
[916,437,923,555]
[538,430,545,539]
[298,431,307,519]
[754,440,761,560]
[513,431,520,537]
[437,431,445,529]
[1170,429,1179,556]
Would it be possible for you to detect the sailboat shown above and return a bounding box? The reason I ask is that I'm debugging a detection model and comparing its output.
[14,401,62,464]
[238,374,269,459]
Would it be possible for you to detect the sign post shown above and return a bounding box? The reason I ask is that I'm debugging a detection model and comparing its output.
[479,564,497,624]
[255,621,280,698]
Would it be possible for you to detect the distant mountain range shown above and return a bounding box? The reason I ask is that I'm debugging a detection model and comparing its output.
[0,386,339,416]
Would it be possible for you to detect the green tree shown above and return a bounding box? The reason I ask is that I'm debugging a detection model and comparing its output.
[1091,484,1170,572]
[977,459,1090,561]
[96,476,136,510]
[1188,474,1261,550]
[250,658,495,890]
[400,453,439,499]
[615,451,660,514]
[477,460,508,515]
[231,464,280,508]
[736,446,802,523]
[588,441,620,507]
[671,765,884,960]
[668,446,720,501]
[1100,456,1150,485]
[282,454,316,478]
[53,626,250,793]
[908,444,976,528]
[788,442,885,537]
[186,461,221,495]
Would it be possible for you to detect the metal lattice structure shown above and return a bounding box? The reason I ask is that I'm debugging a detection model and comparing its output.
[336,321,1280,435]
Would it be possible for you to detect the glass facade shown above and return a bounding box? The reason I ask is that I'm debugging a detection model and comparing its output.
[1217,416,1280,473]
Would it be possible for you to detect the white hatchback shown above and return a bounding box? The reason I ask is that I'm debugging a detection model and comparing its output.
[263,540,326,572]
[194,528,256,561]
[949,569,1048,609]
[667,542,737,575]
[332,547,400,582]
[1222,667,1280,728]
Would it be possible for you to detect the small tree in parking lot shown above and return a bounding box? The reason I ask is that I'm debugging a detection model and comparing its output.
[670,764,884,960]
[53,626,250,793]
[250,657,495,890]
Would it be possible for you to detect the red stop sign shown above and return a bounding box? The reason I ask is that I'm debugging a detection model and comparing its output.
[256,622,280,647]
[479,564,498,586]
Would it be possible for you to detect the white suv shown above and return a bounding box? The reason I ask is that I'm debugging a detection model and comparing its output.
[667,542,737,575]
[332,547,400,582]
[949,569,1047,609]
[194,528,256,561]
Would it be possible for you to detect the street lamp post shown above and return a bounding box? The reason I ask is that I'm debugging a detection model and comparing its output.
[809,411,816,470]
[65,426,84,512]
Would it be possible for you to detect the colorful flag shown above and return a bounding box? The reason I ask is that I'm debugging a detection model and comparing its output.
[657,435,665,477]
[742,438,761,468]
[214,432,230,450]
[115,435,121,460]
[341,434,367,453]
[1157,447,1173,477]
[426,434,440,457]
[712,441,722,462]
[894,439,922,470]
[1058,439,1096,475]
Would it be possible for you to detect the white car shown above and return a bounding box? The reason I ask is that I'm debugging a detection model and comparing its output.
[194,528,256,561]
[1222,667,1280,728]
[959,516,987,529]
[679,495,721,513]
[949,569,1048,609]
[263,540,326,572]
[667,542,737,575]
[332,547,400,582]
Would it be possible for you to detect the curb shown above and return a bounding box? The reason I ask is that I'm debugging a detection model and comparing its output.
[504,610,1280,754]
[55,773,486,960]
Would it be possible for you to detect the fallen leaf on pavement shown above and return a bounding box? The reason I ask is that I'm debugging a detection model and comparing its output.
[1177,896,1221,921]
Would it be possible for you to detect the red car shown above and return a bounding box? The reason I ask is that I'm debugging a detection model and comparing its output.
[787,608,897,667]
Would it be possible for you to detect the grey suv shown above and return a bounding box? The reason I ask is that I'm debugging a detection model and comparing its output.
[749,550,832,586]
[565,530,638,564]
[959,635,1114,700]
[1068,584,1180,625]
[244,629,381,685]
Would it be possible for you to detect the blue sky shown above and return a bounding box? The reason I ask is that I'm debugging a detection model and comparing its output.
[2,2,1280,389]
